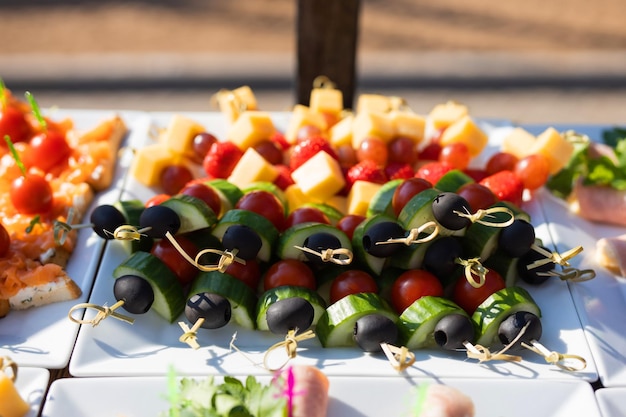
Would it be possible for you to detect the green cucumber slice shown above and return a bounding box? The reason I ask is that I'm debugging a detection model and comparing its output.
[188,271,258,330]
[205,179,244,216]
[435,169,475,192]
[112,251,186,323]
[160,194,218,234]
[351,214,395,275]
[314,264,347,305]
[397,296,468,349]
[366,178,403,217]
[472,286,541,347]
[398,188,463,237]
[242,181,289,215]
[316,293,397,347]
[113,199,153,252]
[484,248,519,287]
[255,286,327,331]
[276,222,352,262]
[302,202,344,225]
[211,209,279,263]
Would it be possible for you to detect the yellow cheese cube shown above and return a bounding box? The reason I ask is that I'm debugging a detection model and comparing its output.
[347,180,383,216]
[291,151,346,201]
[352,111,395,148]
[131,143,179,187]
[356,94,392,114]
[284,184,320,212]
[0,372,30,417]
[232,85,258,111]
[501,127,537,159]
[161,114,205,157]
[216,86,258,123]
[324,194,348,216]
[285,104,328,144]
[530,127,575,174]
[439,116,488,157]
[227,111,276,150]
[227,147,279,189]
[310,88,343,115]
[429,101,469,131]
[329,114,354,147]
[390,111,426,143]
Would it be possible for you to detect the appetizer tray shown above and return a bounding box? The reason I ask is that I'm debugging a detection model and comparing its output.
[14,367,49,417]
[41,375,601,417]
[69,113,597,381]
[0,110,152,369]
[523,124,626,388]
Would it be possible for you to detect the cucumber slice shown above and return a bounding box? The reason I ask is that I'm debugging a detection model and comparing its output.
[316,293,397,347]
[113,199,153,252]
[351,214,394,275]
[211,209,279,263]
[188,271,258,330]
[205,179,244,216]
[160,194,218,234]
[242,181,289,215]
[472,286,541,347]
[255,286,327,331]
[112,251,186,323]
[484,248,519,287]
[314,264,347,305]
[375,267,404,305]
[397,296,468,349]
[302,202,344,225]
[398,188,463,237]
[366,178,403,217]
[435,169,475,192]
[276,222,352,262]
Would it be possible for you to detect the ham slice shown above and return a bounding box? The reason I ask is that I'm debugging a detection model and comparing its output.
[596,234,626,277]
[284,365,329,417]
[570,179,626,227]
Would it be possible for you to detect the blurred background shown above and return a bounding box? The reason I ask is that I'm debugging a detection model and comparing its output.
[1,0,625,123]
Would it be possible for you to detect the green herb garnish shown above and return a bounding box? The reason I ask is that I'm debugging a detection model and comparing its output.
[4,134,27,176]
[25,91,47,131]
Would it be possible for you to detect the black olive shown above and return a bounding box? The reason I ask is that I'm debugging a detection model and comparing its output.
[90,204,127,239]
[265,297,315,335]
[423,236,463,279]
[498,311,542,350]
[432,192,471,231]
[517,245,554,285]
[302,232,342,266]
[113,275,154,314]
[433,313,475,350]
[139,205,181,238]
[353,313,398,353]
[499,219,536,258]
[185,292,232,329]
[362,221,406,258]
[221,224,262,260]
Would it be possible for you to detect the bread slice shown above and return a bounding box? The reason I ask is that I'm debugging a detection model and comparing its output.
[8,272,81,310]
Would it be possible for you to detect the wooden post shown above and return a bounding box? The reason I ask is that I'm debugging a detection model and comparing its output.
[296,0,361,110]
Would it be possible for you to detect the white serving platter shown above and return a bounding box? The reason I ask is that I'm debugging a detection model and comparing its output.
[41,374,601,417]
[68,113,596,381]
[596,387,626,417]
[14,367,50,417]
[523,123,626,387]
[0,110,152,369]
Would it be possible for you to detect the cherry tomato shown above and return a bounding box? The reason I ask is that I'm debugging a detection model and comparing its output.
[456,182,498,212]
[329,269,378,304]
[145,193,170,208]
[0,223,10,257]
[180,183,222,215]
[10,173,53,214]
[486,152,519,175]
[160,165,193,195]
[388,136,418,165]
[225,258,261,291]
[452,269,506,314]
[336,214,366,240]
[0,106,31,144]
[151,235,198,286]
[263,259,316,292]
[439,142,470,170]
[253,139,284,165]
[23,130,71,173]
[391,177,432,217]
[236,190,285,231]
[514,154,550,190]
[390,269,443,314]
[284,207,330,229]
[357,136,388,166]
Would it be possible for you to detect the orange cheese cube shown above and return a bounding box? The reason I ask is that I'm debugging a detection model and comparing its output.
[530,127,575,174]
[161,114,205,157]
[285,105,328,144]
[310,88,343,115]
[356,94,392,114]
[352,111,394,148]
[439,116,488,157]
[390,111,426,143]
[131,143,180,187]
[429,101,469,131]
[291,151,346,201]
[227,111,276,150]
[347,180,383,216]
[227,147,279,188]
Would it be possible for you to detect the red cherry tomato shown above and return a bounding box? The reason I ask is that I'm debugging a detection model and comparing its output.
[10,173,53,214]
[439,142,471,170]
[0,106,32,145]
[151,236,199,286]
[145,193,170,208]
[160,165,193,195]
[329,269,378,304]
[180,183,222,215]
[336,214,366,240]
[263,259,316,292]
[390,269,443,314]
[0,223,10,257]
[514,154,550,191]
[391,177,433,217]
[456,182,498,212]
[284,207,330,229]
[23,130,71,173]
[452,269,506,314]
[225,258,261,291]
[357,136,388,166]
[236,190,285,231]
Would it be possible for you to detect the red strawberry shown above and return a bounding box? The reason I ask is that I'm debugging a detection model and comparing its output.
[385,162,414,180]
[346,160,388,189]
[289,136,338,171]
[270,131,290,151]
[479,170,524,207]
[273,164,295,190]
[415,161,453,185]
[202,141,243,178]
